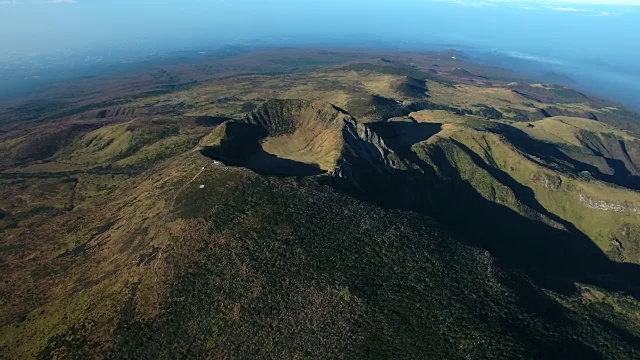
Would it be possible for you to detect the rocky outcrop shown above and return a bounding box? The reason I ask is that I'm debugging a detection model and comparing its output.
[578,193,640,213]
[334,118,402,179]
[608,224,640,263]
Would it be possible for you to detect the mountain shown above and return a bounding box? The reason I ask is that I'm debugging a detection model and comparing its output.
[2,48,640,359]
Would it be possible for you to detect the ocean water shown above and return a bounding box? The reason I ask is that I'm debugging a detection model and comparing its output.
[467,49,640,111]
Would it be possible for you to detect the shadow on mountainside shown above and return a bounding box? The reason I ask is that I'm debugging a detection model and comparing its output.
[201,145,325,177]
[199,122,325,177]
[201,117,640,298]
[367,121,442,158]
[448,138,596,236]
[490,124,640,191]
[328,163,640,297]
[324,124,640,300]
[107,170,640,359]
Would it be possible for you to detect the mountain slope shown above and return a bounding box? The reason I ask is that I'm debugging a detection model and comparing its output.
[402,112,640,262]
[3,51,640,359]
[10,161,640,359]
[108,171,640,359]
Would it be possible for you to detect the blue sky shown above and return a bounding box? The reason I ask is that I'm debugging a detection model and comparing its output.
[1,0,639,58]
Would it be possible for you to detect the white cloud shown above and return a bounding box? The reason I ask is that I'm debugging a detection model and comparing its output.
[561,0,638,3]
[529,0,636,4]
[507,51,565,64]
[0,0,78,4]
[436,0,640,6]
[548,6,591,10]
[435,0,640,13]
[436,0,496,6]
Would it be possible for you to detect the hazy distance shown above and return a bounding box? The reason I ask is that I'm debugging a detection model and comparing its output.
[1,0,639,109]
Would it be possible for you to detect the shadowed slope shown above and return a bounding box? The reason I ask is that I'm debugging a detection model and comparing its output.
[103,172,640,359]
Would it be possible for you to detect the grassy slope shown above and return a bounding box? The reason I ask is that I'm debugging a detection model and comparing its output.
[0,150,216,358]
[410,112,640,262]
[3,115,640,358]
[246,99,347,170]
[3,54,640,358]
[39,168,640,359]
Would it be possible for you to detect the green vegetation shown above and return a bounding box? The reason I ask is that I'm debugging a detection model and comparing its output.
[336,63,451,84]
[406,100,472,116]
[477,105,503,119]
[3,48,640,359]
[103,174,640,358]
[395,76,429,98]
[345,95,409,121]
[548,85,588,101]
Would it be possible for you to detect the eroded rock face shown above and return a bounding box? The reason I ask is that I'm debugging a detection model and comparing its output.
[578,193,640,214]
[333,118,401,180]
[608,224,640,263]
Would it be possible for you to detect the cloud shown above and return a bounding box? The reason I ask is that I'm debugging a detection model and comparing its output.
[526,0,636,4]
[0,0,17,4]
[436,0,640,6]
[435,0,640,13]
[548,6,590,10]
[435,0,496,6]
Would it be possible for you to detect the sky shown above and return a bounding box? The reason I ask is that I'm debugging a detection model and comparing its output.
[0,0,639,107]
[1,0,639,57]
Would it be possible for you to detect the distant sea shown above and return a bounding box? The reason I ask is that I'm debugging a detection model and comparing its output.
[465,49,640,112]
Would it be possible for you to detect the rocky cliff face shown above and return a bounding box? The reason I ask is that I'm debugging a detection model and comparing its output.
[578,193,640,214]
[334,118,403,180]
